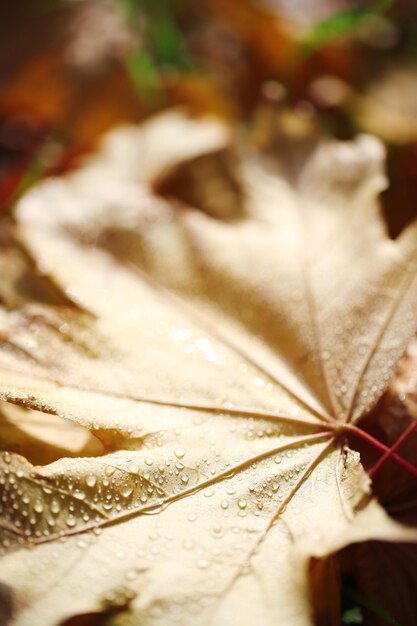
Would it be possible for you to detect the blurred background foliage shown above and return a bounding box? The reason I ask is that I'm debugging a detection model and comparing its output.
[1,0,417,236]
[1,2,417,625]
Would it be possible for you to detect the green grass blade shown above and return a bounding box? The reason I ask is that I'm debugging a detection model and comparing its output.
[303,0,396,53]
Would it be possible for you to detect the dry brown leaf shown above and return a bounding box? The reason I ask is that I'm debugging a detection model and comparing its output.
[0,0,142,175]
[1,111,417,626]
[342,340,417,626]
[355,65,417,145]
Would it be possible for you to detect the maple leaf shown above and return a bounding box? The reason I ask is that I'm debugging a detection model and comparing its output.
[1,111,417,626]
[343,341,417,626]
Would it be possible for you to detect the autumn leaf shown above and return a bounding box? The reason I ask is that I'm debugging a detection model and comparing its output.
[1,111,417,626]
[355,65,417,145]
[342,340,417,626]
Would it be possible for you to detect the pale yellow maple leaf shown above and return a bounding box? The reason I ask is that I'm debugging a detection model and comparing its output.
[1,111,417,626]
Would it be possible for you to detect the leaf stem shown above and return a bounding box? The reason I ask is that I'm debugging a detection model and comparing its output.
[369,420,417,479]
[345,424,417,479]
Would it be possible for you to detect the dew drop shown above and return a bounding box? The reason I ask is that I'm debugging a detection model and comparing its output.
[121,485,134,498]
[125,569,138,581]
[34,501,43,514]
[86,474,97,488]
[66,515,77,528]
[50,500,60,515]
[212,524,223,537]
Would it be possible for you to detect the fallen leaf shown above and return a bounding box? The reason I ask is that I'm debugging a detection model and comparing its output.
[355,65,417,145]
[1,111,417,626]
[0,0,142,185]
[340,339,417,626]
[352,539,417,626]
[0,218,76,308]
[0,401,104,465]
